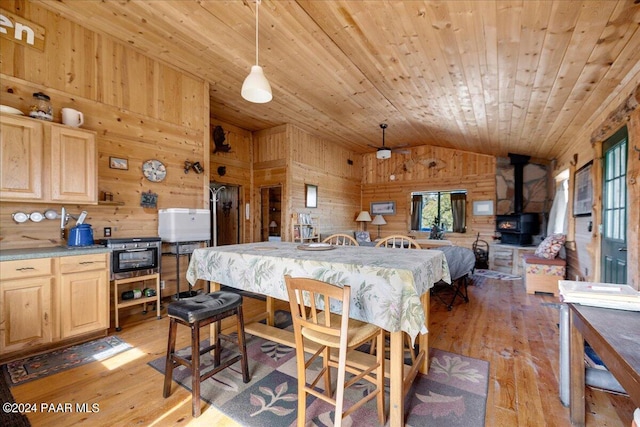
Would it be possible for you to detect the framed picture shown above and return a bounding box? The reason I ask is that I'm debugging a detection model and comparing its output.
[109,157,128,170]
[140,190,158,208]
[371,201,396,215]
[573,161,593,216]
[473,200,494,216]
[305,184,317,208]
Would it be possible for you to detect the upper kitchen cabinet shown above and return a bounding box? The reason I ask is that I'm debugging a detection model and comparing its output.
[0,114,98,204]
[48,124,97,203]
[0,114,44,200]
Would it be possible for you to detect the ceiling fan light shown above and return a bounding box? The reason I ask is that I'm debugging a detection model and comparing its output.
[241,65,272,103]
[377,148,391,159]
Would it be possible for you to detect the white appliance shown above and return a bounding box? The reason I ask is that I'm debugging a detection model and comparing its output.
[158,208,211,242]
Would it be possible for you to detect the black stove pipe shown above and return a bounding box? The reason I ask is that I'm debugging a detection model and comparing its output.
[508,153,530,214]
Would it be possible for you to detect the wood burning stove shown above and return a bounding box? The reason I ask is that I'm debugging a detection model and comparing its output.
[496,153,541,245]
[496,213,539,245]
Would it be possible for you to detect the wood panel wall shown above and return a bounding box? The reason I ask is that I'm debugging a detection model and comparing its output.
[288,125,362,239]
[554,81,640,289]
[0,4,210,312]
[252,124,362,241]
[209,120,253,243]
[626,110,640,290]
[0,4,209,253]
[362,145,496,248]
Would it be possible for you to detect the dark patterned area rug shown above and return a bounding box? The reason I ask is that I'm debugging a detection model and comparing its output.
[0,373,30,426]
[149,317,489,426]
[2,336,131,386]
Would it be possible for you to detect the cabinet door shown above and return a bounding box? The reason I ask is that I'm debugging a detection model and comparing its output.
[0,277,53,354]
[0,115,43,200]
[60,255,109,338]
[49,124,97,203]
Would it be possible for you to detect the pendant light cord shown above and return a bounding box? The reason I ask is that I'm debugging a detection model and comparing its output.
[255,0,260,65]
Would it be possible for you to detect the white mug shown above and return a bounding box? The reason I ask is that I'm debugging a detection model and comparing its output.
[61,108,84,127]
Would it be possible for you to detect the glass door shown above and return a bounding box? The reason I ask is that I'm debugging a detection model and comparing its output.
[601,126,628,284]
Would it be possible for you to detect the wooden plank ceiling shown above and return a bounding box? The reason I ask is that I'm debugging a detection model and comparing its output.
[34,0,640,160]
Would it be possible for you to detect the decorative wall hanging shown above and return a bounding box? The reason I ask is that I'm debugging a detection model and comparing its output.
[393,156,445,176]
[473,200,494,216]
[142,159,166,182]
[0,10,46,51]
[371,201,396,215]
[213,125,231,153]
[140,190,158,208]
[573,161,593,216]
[184,160,204,174]
[110,157,128,170]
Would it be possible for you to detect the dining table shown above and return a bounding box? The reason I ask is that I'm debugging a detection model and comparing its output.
[186,241,451,426]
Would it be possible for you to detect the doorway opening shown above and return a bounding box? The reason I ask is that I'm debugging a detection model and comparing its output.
[261,186,282,242]
[210,183,240,246]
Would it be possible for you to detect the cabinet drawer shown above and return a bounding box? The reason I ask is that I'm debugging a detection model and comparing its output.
[60,253,108,273]
[0,258,54,280]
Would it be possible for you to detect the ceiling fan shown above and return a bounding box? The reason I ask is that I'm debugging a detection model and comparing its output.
[368,123,408,159]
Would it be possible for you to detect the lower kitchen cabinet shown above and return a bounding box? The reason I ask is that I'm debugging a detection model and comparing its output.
[59,254,109,339]
[0,258,54,354]
[0,252,110,359]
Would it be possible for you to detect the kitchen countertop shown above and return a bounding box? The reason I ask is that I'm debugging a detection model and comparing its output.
[0,245,111,262]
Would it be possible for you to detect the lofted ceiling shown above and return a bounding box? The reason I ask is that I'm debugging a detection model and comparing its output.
[34,0,640,160]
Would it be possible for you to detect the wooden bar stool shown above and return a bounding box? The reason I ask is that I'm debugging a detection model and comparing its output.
[162,291,250,417]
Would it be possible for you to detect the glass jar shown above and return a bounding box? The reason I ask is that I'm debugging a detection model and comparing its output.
[29,92,53,121]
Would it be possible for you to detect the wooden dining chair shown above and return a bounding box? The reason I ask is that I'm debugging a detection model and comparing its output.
[284,275,385,427]
[373,234,422,361]
[322,233,359,246]
[374,234,422,249]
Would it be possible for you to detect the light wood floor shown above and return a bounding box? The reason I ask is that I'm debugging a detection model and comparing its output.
[12,277,634,426]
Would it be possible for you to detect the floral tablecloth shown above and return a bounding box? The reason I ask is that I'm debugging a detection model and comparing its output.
[186,242,451,341]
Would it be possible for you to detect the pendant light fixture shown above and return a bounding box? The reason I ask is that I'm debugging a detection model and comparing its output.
[376,123,391,159]
[241,0,272,103]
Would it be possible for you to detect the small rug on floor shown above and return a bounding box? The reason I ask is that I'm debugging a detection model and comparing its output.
[3,336,132,386]
[0,372,30,426]
[473,269,521,281]
[149,330,489,426]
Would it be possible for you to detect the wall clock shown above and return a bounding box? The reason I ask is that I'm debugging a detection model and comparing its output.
[142,159,167,182]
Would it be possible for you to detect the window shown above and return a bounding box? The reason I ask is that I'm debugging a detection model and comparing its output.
[410,190,467,233]
[548,170,569,235]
